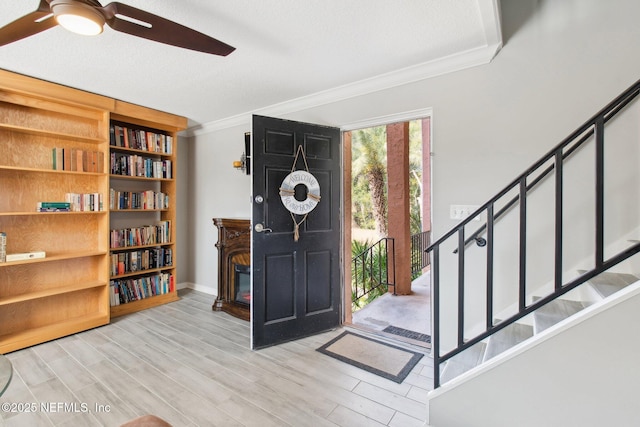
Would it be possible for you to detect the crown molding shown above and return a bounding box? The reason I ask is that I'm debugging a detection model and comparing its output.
[186,35,502,137]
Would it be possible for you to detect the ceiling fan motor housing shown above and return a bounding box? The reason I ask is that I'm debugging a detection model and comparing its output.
[51,0,106,35]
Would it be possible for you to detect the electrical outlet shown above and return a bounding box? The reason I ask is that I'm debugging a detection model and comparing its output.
[450,205,481,221]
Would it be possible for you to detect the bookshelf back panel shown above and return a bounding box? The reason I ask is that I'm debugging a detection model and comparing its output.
[0,170,106,212]
[0,214,107,254]
[0,288,106,336]
[0,100,102,139]
[0,130,105,170]
[0,257,106,298]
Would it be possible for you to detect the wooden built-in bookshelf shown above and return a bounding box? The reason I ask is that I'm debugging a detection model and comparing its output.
[108,106,183,318]
[0,70,186,352]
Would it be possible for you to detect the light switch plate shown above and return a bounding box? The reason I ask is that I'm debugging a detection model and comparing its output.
[450,205,481,221]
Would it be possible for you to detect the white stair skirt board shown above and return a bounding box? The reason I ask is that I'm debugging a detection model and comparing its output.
[438,271,640,385]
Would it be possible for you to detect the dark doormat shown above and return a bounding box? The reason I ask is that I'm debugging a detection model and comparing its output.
[382,325,431,344]
[316,331,424,383]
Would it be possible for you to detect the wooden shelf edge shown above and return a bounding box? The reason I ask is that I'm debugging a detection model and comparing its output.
[0,123,105,144]
[0,211,107,216]
[109,145,173,157]
[111,266,174,279]
[110,242,175,251]
[110,209,169,213]
[0,313,109,355]
[0,251,108,267]
[0,165,106,176]
[110,292,179,318]
[0,281,107,306]
[110,174,174,182]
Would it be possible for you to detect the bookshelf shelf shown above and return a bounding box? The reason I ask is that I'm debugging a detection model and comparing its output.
[0,69,185,353]
[110,242,174,251]
[0,313,108,354]
[110,209,169,213]
[0,211,107,217]
[0,251,108,267]
[111,265,175,280]
[110,292,179,318]
[0,165,105,176]
[0,281,107,306]
[0,123,104,144]
[110,175,174,182]
[109,146,173,158]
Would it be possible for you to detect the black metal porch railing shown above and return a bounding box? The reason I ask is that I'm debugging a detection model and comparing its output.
[426,78,640,389]
[351,238,395,309]
[411,230,431,276]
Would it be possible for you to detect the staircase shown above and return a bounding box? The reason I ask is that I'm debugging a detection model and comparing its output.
[439,271,639,383]
[426,77,640,394]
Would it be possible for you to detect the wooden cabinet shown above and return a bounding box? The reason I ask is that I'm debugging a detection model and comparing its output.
[0,70,186,353]
[0,72,111,353]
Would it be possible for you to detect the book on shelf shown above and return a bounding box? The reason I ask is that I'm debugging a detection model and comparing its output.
[64,193,104,212]
[110,124,173,154]
[109,247,173,276]
[110,220,171,249]
[52,148,104,173]
[109,189,169,210]
[37,201,70,212]
[0,231,6,263]
[110,153,172,179]
[37,197,103,212]
[109,272,174,306]
[5,251,46,262]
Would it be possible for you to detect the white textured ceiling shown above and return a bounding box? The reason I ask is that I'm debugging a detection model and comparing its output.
[0,0,502,131]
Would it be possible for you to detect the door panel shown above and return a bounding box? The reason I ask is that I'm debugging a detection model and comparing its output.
[252,115,342,349]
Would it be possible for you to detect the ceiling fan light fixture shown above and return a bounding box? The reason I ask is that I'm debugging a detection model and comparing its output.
[51,0,105,36]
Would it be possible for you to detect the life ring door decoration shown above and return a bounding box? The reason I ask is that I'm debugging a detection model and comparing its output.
[279,145,321,241]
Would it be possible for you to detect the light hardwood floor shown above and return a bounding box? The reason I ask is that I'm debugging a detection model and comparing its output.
[0,289,433,427]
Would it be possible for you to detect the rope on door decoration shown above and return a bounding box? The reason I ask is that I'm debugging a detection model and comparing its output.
[279,145,321,241]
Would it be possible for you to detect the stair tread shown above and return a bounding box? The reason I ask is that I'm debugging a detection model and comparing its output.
[440,342,486,383]
[579,271,639,298]
[484,322,534,361]
[533,298,586,333]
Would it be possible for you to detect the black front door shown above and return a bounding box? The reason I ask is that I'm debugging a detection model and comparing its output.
[251,115,342,349]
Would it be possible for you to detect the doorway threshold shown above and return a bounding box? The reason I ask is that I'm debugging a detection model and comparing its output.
[349,271,431,350]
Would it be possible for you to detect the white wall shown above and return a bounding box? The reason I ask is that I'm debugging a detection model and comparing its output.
[182,0,640,319]
[185,125,252,294]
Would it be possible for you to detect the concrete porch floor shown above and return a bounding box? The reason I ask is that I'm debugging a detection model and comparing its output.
[350,270,431,348]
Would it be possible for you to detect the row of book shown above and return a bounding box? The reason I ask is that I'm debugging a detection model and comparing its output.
[52,148,104,173]
[110,247,173,277]
[110,220,171,248]
[110,124,173,155]
[109,189,169,210]
[109,272,174,306]
[110,153,172,179]
[37,194,104,212]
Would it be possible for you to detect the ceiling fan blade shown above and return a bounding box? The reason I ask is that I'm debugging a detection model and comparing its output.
[102,2,235,56]
[0,0,57,47]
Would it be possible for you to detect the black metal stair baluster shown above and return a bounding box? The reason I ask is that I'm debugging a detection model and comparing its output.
[595,117,605,268]
[390,238,396,295]
[519,177,527,312]
[555,150,564,291]
[458,227,465,347]
[433,244,441,389]
[486,204,494,330]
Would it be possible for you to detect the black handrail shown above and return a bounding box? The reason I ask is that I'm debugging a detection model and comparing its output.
[427,78,640,389]
[352,237,396,307]
[411,230,431,275]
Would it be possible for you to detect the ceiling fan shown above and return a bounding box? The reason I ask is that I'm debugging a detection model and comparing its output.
[0,0,235,56]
